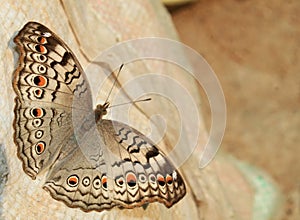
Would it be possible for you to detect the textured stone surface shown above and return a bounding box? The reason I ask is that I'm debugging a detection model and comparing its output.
[0,0,275,219]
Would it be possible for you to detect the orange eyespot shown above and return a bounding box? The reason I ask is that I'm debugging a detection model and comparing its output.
[35,44,46,53]
[67,175,79,187]
[37,36,47,44]
[33,88,44,98]
[166,174,173,184]
[33,75,47,87]
[35,89,41,95]
[157,174,166,187]
[101,175,108,189]
[115,176,124,187]
[126,172,137,187]
[35,141,45,154]
[31,107,45,118]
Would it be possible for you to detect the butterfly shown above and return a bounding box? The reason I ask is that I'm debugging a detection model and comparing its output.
[12,21,186,212]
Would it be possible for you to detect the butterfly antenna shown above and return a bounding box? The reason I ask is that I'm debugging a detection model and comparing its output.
[109,98,152,108]
[104,64,124,104]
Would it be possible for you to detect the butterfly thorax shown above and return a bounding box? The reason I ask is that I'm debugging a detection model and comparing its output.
[94,102,109,122]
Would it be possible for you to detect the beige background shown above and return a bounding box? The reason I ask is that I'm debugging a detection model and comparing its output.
[171,0,299,199]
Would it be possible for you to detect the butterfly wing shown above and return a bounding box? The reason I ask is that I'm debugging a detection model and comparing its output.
[102,119,186,208]
[13,22,93,179]
[14,22,186,212]
[43,119,186,212]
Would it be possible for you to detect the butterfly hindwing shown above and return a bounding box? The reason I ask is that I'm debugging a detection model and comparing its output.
[101,119,186,208]
[43,119,185,212]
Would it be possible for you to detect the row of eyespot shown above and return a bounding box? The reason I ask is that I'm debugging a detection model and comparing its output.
[66,172,177,189]
[27,31,53,99]
[27,107,46,154]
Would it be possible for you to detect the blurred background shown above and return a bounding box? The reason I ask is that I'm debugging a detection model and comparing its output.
[167,0,299,217]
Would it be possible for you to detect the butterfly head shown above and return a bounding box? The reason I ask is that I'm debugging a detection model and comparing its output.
[95,102,109,121]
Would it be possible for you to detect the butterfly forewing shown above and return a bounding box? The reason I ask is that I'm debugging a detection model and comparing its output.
[13,22,93,179]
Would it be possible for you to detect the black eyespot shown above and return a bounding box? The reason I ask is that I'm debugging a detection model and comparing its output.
[115,176,125,187]
[35,130,44,139]
[38,64,46,73]
[32,118,43,127]
[149,174,156,183]
[82,177,90,187]
[39,54,46,62]
[93,176,101,189]
[138,174,147,183]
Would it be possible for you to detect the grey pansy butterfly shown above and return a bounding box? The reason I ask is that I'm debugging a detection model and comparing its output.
[12,21,186,212]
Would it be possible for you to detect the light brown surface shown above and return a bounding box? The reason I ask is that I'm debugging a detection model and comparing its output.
[1,1,199,219]
[0,0,285,219]
[1,0,252,219]
[171,0,300,194]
